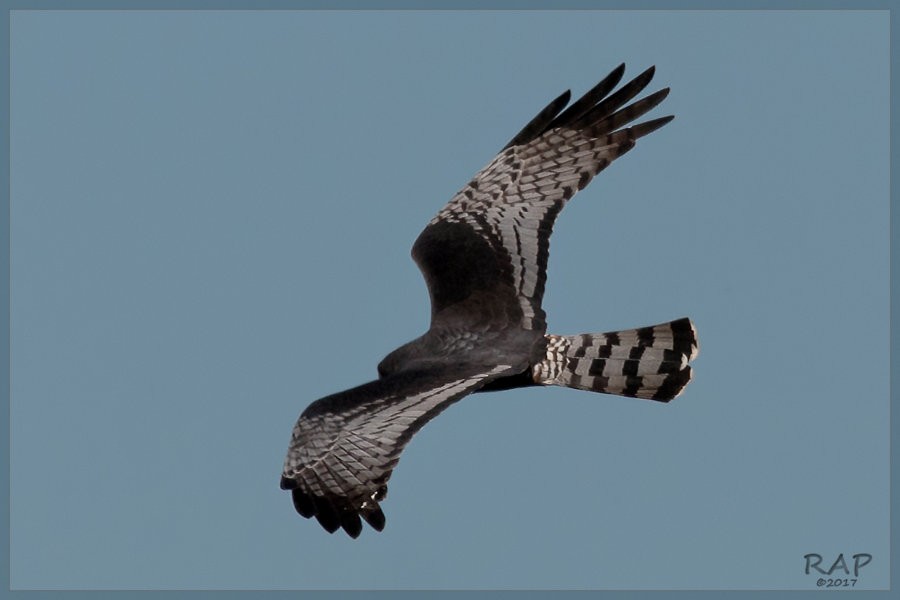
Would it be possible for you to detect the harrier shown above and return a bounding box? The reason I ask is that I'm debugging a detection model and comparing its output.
[281,64,699,538]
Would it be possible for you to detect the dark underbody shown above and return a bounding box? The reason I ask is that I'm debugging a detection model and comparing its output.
[476,368,537,392]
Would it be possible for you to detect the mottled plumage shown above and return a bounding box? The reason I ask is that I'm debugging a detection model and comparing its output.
[282,64,699,538]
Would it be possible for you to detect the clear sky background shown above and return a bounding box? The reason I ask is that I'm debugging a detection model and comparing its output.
[10,10,889,590]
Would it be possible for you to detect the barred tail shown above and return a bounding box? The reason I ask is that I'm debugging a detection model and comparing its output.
[532,318,699,402]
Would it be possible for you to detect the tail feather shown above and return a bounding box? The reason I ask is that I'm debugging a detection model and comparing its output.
[533,318,699,402]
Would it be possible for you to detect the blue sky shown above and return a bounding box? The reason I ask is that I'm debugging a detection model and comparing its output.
[10,10,889,590]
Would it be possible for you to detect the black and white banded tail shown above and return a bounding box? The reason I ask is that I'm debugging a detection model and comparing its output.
[532,318,699,402]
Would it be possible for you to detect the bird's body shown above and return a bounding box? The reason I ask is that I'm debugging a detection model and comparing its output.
[281,64,699,538]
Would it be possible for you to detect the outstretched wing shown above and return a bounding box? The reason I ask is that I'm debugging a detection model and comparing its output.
[281,363,515,537]
[412,64,673,334]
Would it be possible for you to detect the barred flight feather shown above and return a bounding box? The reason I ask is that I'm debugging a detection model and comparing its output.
[533,318,699,402]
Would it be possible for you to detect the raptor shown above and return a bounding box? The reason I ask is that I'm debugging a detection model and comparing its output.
[281,64,699,538]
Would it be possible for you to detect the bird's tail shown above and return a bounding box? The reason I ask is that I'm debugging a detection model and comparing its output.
[532,318,699,402]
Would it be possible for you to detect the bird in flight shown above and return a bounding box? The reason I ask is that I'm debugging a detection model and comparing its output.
[281,64,699,538]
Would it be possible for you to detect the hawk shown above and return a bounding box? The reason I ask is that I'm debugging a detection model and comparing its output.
[281,64,699,538]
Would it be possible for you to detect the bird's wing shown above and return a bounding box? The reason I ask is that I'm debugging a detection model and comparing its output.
[412,64,672,334]
[281,363,516,537]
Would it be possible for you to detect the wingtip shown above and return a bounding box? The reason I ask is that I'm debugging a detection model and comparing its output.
[362,507,386,532]
[291,489,317,518]
[312,497,342,533]
[630,65,657,89]
[631,114,675,138]
[315,512,342,534]
[606,62,627,91]
[610,62,626,81]
[287,486,388,537]
[341,512,363,538]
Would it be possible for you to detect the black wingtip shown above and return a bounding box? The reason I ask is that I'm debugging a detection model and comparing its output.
[313,497,341,533]
[280,476,298,490]
[627,65,657,97]
[651,87,670,104]
[589,87,672,138]
[503,63,665,150]
[631,115,675,138]
[594,63,627,95]
[362,507,386,532]
[285,483,389,536]
[556,89,573,107]
[502,88,572,150]
[547,64,628,131]
[569,65,661,131]
[315,511,341,534]
[618,65,657,99]
[341,512,363,539]
[291,489,316,518]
